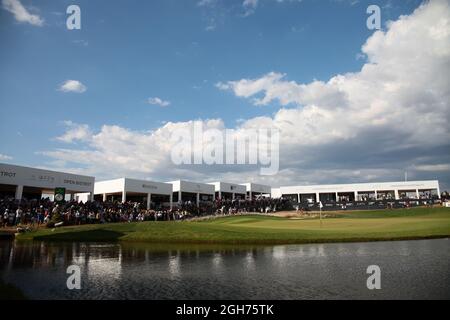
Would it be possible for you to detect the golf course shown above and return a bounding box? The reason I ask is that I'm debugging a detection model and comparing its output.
[14,206,450,244]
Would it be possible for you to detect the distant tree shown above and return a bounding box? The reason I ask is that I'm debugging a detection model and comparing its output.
[441,191,449,201]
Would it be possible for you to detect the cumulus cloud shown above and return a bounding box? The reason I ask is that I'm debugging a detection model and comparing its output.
[56,121,92,144]
[42,0,450,189]
[2,0,44,26]
[147,97,171,107]
[42,119,227,180]
[0,154,13,161]
[218,0,450,150]
[242,0,259,16]
[217,72,348,108]
[58,80,87,93]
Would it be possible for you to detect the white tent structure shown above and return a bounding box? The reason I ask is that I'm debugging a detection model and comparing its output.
[93,178,173,209]
[273,180,441,203]
[208,182,247,200]
[240,183,272,199]
[168,180,215,206]
[0,162,95,201]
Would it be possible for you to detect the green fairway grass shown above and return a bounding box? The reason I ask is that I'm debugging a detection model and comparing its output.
[16,207,450,245]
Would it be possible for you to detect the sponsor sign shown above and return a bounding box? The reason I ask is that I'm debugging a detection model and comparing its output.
[54,187,66,202]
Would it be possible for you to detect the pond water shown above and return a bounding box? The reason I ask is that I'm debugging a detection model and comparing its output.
[1,239,449,299]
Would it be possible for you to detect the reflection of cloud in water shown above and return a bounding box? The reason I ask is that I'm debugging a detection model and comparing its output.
[272,246,286,259]
[87,257,122,280]
[268,245,328,260]
[70,244,122,280]
[309,245,326,258]
[356,245,368,256]
[244,251,255,271]
[212,253,223,272]
[168,254,181,278]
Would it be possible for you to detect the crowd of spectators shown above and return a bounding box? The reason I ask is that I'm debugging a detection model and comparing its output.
[1,190,445,229]
[1,196,290,228]
[213,197,289,215]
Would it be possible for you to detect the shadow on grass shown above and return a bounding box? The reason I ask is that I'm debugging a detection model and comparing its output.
[33,229,125,242]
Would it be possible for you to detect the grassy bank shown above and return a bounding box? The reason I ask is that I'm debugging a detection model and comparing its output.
[16,207,450,245]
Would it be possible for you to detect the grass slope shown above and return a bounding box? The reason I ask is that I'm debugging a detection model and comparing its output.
[16,207,450,245]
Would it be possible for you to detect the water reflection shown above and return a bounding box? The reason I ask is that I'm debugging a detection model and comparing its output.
[244,251,255,271]
[168,254,181,278]
[1,239,449,300]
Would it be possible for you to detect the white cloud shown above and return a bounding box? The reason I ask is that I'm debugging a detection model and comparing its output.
[217,71,348,108]
[42,0,450,188]
[72,40,89,47]
[2,0,44,26]
[58,80,87,93]
[42,119,226,180]
[205,22,216,31]
[147,97,171,107]
[218,0,450,148]
[197,0,216,6]
[242,0,259,16]
[413,164,450,172]
[0,154,13,161]
[243,0,258,8]
[56,121,92,144]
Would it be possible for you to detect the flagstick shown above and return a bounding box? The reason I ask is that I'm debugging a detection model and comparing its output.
[319,206,322,227]
[318,201,323,227]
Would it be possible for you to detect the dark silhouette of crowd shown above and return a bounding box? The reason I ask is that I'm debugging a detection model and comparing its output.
[1,195,291,228]
[213,197,289,215]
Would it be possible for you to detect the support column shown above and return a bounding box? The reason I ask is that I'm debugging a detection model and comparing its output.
[249,191,252,200]
[394,190,399,200]
[15,185,23,200]
[298,194,300,203]
[416,189,420,199]
[178,191,182,203]
[232,193,235,200]
[169,194,173,210]
[89,192,94,202]
[147,193,152,210]
[122,191,127,203]
[354,191,358,201]
[196,193,200,207]
[219,191,222,200]
[103,193,107,201]
[335,192,339,202]
[316,192,320,203]
[374,190,378,200]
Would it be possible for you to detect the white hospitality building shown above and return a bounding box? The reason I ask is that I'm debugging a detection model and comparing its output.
[272,180,441,203]
[0,162,442,207]
[168,180,215,206]
[240,183,272,199]
[208,182,247,200]
[93,178,173,209]
[0,162,95,201]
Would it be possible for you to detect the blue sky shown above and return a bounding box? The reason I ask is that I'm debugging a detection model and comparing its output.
[1,0,449,190]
